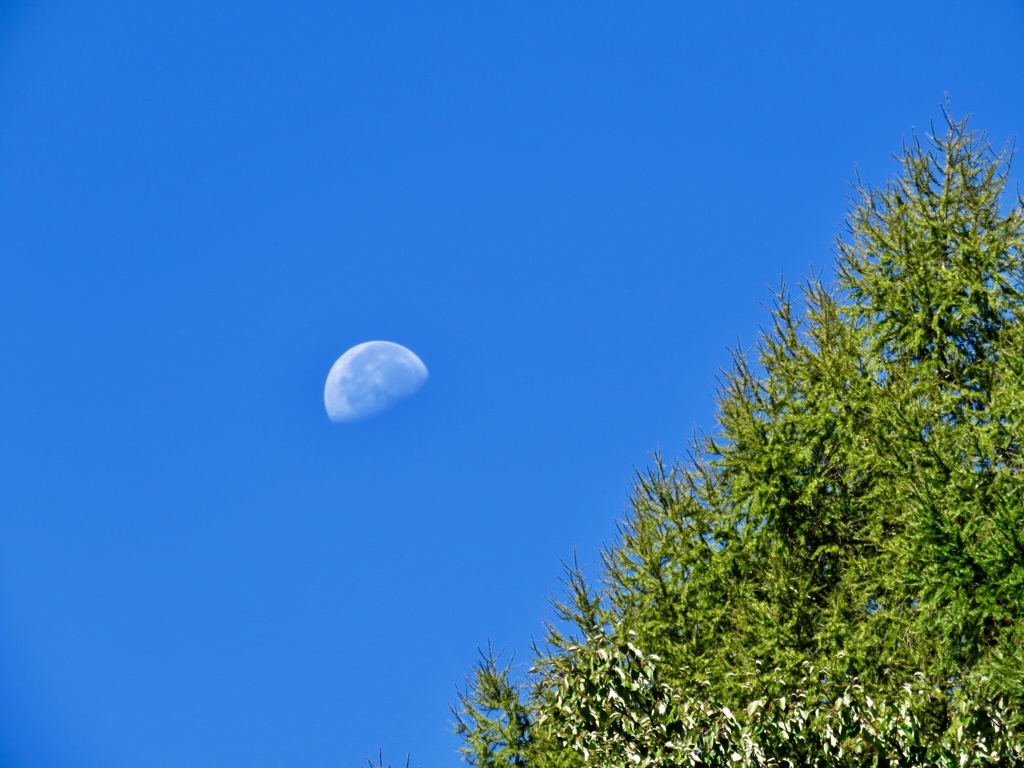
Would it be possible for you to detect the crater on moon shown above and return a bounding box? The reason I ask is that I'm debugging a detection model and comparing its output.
[324,341,428,423]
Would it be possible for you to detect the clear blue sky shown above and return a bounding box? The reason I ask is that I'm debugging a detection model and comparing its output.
[1,2,1022,766]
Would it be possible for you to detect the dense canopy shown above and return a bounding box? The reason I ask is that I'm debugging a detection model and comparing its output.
[454,113,1024,766]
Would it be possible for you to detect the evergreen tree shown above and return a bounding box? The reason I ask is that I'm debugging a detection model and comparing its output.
[454,110,1024,765]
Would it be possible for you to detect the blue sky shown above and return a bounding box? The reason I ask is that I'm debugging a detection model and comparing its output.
[1,2,1022,767]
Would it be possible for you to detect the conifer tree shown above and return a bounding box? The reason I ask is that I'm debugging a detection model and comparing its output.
[455,110,1024,765]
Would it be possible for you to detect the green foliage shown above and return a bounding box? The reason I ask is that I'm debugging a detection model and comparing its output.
[452,646,579,768]
[453,110,1024,765]
[453,647,535,767]
[543,633,1023,767]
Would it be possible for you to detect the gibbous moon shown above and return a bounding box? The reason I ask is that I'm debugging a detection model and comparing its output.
[324,341,428,423]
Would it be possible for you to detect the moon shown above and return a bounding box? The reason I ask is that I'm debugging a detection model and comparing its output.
[324,341,428,423]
